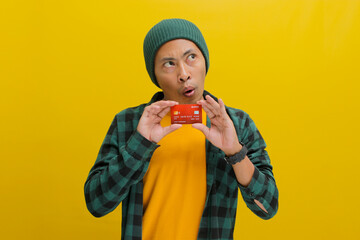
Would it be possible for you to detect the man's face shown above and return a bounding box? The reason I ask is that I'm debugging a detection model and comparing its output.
[154,39,206,104]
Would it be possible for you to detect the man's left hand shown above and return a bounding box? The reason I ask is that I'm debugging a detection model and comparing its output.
[192,95,242,156]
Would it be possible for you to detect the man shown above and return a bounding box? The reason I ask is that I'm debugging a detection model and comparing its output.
[84,18,278,240]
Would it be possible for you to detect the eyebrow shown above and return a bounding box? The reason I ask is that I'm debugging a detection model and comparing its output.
[159,48,196,62]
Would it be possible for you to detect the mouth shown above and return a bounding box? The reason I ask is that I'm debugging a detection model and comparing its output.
[182,86,195,97]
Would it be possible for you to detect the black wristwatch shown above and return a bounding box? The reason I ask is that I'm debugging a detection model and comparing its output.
[224,142,248,165]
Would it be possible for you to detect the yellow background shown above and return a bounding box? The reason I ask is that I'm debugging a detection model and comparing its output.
[1,0,359,239]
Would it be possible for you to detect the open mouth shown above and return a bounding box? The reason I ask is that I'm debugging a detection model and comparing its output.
[183,87,195,97]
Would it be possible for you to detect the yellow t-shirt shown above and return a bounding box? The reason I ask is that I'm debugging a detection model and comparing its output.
[142,109,207,240]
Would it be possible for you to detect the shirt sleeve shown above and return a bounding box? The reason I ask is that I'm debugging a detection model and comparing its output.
[236,113,279,220]
[84,112,159,217]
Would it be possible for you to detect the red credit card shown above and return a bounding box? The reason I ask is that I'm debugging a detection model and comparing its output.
[171,104,202,124]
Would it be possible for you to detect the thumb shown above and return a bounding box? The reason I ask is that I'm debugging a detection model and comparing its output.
[163,124,182,136]
[192,123,210,138]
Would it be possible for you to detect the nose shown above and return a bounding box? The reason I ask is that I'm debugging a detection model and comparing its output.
[178,62,191,82]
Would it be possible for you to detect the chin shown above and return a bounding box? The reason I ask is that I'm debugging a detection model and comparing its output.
[184,97,199,105]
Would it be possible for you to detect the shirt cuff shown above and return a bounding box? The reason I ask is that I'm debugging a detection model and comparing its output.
[238,167,266,199]
[125,130,160,161]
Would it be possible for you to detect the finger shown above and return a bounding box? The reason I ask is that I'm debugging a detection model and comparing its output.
[192,123,210,138]
[148,105,162,118]
[163,124,182,136]
[197,99,216,118]
[204,96,221,117]
[143,105,158,118]
[217,98,232,125]
[201,104,216,120]
[153,100,179,109]
[218,98,227,114]
[206,97,229,121]
[150,101,178,116]
[205,95,221,111]
[157,106,171,118]
[202,104,221,125]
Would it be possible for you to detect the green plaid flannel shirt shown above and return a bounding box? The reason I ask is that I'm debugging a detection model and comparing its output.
[84,91,279,240]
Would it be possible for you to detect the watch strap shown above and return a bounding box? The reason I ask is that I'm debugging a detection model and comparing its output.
[224,142,248,165]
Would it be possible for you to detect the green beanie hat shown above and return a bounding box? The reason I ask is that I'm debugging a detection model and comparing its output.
[143,18,210,88]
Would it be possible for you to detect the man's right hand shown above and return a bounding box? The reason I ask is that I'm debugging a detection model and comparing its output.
[137,100,182,143]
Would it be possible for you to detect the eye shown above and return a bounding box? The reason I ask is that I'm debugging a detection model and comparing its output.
[188,54,196,61]
[164,61,175,68]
